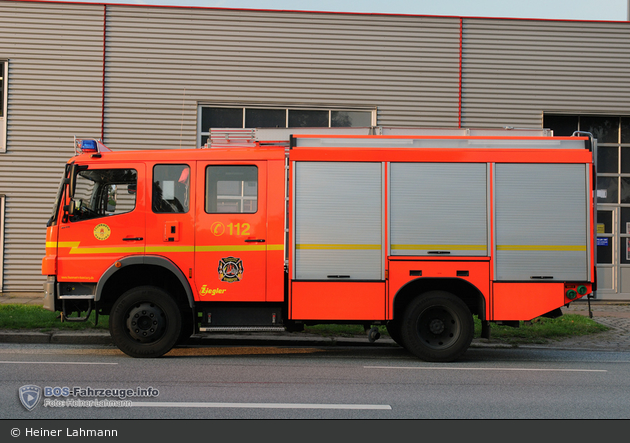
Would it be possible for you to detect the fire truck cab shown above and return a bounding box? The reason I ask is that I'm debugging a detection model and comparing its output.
[42,128,596,361]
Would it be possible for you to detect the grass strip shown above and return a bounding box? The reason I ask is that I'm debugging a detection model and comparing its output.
[0,304,108,331]
[304,314,609,344]
[0,305,609,345]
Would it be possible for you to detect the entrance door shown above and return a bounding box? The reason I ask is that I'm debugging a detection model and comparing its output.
[596,208,616,295]
[194,162,267,302]
[145,163,195,279]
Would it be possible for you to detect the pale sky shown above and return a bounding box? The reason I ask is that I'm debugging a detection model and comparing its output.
[70,0,629,21]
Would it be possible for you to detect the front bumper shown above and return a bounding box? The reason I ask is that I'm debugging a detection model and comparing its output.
[43,276,56,312]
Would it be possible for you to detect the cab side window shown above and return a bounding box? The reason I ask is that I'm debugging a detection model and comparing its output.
[71,169,137,222]
[205,165,258,213]
[153,164,190,213]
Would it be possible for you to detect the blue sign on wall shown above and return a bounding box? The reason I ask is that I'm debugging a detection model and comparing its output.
[597,237,609,246]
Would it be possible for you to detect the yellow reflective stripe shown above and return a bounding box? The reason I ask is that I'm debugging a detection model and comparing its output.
[146,246,195,253]
[296,244,381,250]
[196,244,283,252]
[391,244,487,251]
[70,247,144,254]
[51,242,284,254]
[497,245,587,252]
[52,242,80,248]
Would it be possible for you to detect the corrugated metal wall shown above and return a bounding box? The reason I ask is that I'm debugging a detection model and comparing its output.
[104,6,461,150]
[1,1,630,292]
[0,1,103,290]
[462,19,630,128]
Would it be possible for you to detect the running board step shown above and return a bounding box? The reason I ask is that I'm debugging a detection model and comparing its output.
[199,326,286,333]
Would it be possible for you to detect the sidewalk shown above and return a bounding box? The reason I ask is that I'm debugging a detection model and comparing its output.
[1,292,630,351]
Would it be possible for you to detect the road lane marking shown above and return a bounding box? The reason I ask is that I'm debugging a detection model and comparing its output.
[132,401,391,410]
[365,366,607,372]
[0,361,117,365]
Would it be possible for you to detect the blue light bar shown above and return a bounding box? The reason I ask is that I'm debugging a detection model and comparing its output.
[80,140,98,152]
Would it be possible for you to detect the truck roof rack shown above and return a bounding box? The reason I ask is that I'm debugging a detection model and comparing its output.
[206,126,554,148]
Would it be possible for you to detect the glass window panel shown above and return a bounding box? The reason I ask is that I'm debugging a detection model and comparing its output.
[288,110,328,127]
[217,180,241,196]
[621,147,630,173]
[206,165,258,213]
[621,238,630,264]
[580,116,619,144]
[543,115,578,136]
[243,180,257,196]
[201,107,243,130]
[598,210,613,233]
[331,111,372,127]
[0,62,3,118]
[622,117,630,144]
[597,146,618,173]
[597,176,618,203]
[597,239,613,264]
[153,164,190,213]
[71,169,137,222]
[621,208,630,234]
[245,109,285,128]
[622,178,630,204]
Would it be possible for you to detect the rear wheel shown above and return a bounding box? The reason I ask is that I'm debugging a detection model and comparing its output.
[400,291,473,362]
[109,286,181,358]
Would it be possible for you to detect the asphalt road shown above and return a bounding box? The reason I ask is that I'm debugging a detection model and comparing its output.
[1,342,630,420]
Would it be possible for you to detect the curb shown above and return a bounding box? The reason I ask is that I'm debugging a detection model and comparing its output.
[0,331,112,345]
[0,329,518,350]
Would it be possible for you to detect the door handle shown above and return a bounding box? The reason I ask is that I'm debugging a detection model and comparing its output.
[244,239,265,243]
[122,237,143,241]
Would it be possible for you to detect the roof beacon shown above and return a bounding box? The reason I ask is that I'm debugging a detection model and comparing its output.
[74,137,112,155]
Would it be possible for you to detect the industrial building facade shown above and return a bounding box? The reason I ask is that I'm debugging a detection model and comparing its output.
[1,0,630,298]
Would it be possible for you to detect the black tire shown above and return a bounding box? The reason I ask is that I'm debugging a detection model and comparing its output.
[400,291,474,362]
[386,320,405,348]
[176,307,194,346]
[109,286,182,358]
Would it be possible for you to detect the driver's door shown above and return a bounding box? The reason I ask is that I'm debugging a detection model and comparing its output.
[56,163,146,283]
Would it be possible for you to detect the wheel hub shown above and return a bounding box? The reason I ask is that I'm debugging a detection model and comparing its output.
[429,318,445,335]
[417,306,459,349]
[126,302,166,343]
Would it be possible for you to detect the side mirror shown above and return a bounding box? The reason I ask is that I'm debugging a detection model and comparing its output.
[63,202,75,218]
[107,185,117,212]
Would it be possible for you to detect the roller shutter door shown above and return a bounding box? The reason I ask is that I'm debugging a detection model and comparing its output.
[294,162,383,280]
[389,163,488,256]
[494,163,588,281]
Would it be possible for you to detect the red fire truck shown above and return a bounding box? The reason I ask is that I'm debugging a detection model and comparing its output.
[41,128,596,361]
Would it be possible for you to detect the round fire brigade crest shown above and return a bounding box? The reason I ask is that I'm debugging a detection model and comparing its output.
[218,257,243,283]
[94,223,111,241]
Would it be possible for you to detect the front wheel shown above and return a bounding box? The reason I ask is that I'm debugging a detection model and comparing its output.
[109,286,182,358]
[400,291,473,362]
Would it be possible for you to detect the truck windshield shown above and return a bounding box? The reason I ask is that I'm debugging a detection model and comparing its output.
[70,168,137,222]
[46,164,71,227]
